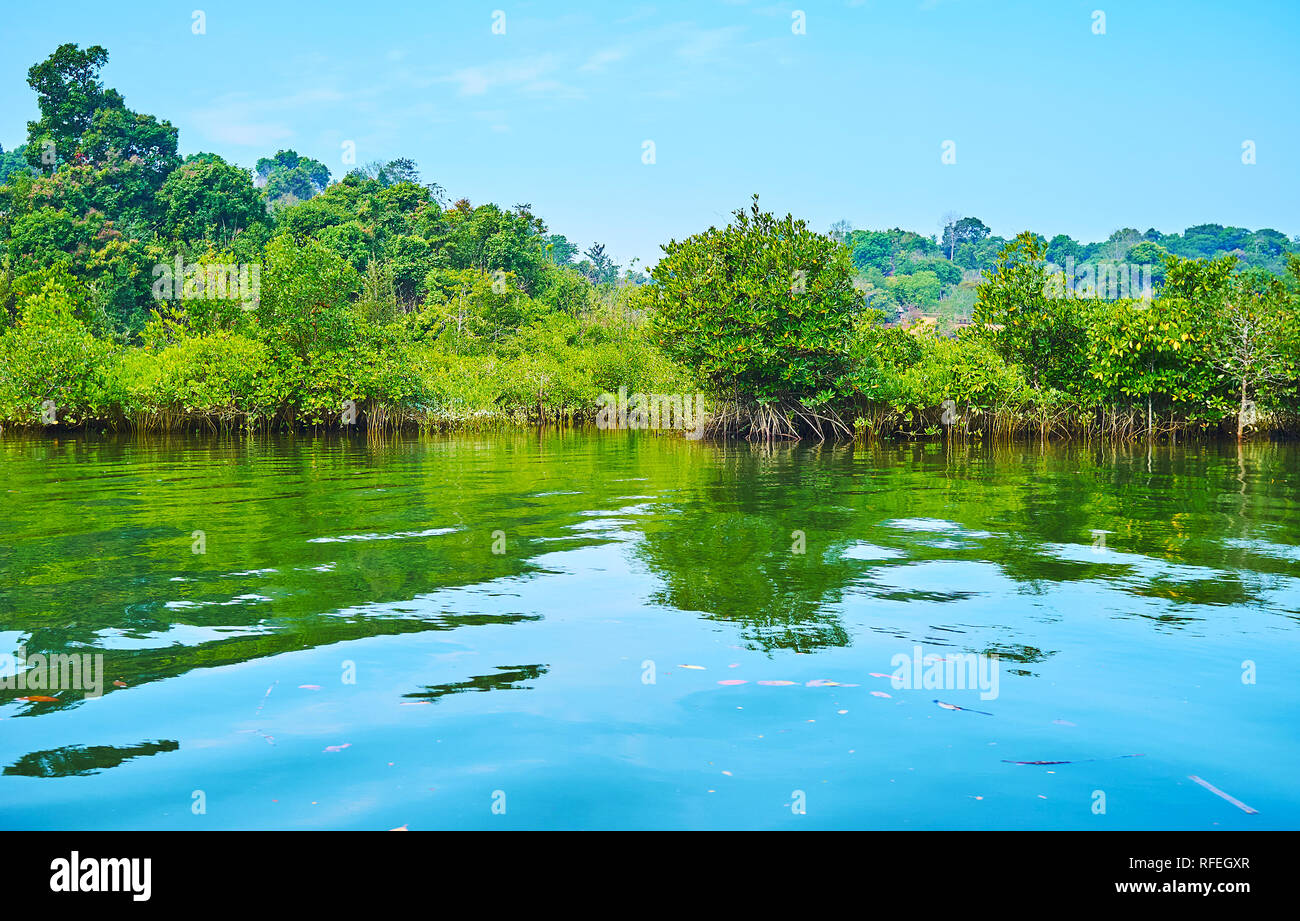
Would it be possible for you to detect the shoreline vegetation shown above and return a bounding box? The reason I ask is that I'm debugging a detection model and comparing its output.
[2,46,1299,444]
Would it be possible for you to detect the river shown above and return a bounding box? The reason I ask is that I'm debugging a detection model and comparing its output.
[1,432,1296,829]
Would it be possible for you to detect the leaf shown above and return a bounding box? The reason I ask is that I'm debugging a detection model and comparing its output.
[17,695,59,702]
[716,679,747,685]
[757,680,796,686]
[323,743,351,752]
[678,664,706,670]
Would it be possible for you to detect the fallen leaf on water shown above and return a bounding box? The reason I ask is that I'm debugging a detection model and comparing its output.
[806,679,839,687]
[758,680,796,686]
[299,684,321,690]
[17,695,59,702]
[868,673,894,679]
[871,691,892,698]
[323,743,351,752]
[717,679,747,685]
[390,824,408,831]
[113,680,128,688]
[837,709,848,714]
[721,770,732,776]
[679,665,706,670]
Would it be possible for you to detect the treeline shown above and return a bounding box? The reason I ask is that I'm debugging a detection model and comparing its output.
[0,45,677,430]
[641,200,1300,441]
[2,44,1297,442]
[841,215,1296,326]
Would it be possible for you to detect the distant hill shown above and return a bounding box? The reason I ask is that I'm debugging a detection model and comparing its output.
[835,219,1297,325]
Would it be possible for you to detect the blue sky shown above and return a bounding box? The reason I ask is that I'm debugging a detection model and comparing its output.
[1,0,1296,267]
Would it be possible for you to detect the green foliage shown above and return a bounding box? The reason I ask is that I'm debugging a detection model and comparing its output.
[972,232,1090,392]
[0,281,115,423]
[255,149,331,205]
[115,325,278,422]
[644,196,861,407]
[0,144,31,184]
[888,270,943,309]
[2,42,1298,440]
[25,44,178,184]
[156,154,270,247]
[1084,296,1222,419]
[256,236,359,359]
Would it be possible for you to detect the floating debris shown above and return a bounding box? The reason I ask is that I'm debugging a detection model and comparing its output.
[1188,775,1258,814]
[934,699,993,716]
[254,681,277,716]
[1004,754,1144,766]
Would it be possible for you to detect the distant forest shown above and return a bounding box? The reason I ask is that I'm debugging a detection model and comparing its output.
[2,44,1297,443]
[833,217,1296,327]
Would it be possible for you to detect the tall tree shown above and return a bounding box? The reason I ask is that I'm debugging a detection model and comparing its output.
[25,44,178,184]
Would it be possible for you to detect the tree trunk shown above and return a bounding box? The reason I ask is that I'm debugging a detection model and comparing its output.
[1238,376,1247,442]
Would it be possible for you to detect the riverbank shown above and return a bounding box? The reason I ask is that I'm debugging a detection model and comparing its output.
[2,224,1298,442]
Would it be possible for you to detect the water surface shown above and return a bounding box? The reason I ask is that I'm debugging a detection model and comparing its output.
[1,432,1296,829]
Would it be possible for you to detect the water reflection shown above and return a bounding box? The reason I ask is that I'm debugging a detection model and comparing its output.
[1,432,1297,826]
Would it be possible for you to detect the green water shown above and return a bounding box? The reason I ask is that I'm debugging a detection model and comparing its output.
[0,432,1296,829]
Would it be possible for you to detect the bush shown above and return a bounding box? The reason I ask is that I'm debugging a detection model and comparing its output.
[0,281,115,424]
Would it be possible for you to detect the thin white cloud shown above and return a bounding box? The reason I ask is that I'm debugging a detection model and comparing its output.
[580,48,627,73]
[676,25,747,59]
[199,121,294,147]
[439,55,582,99]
